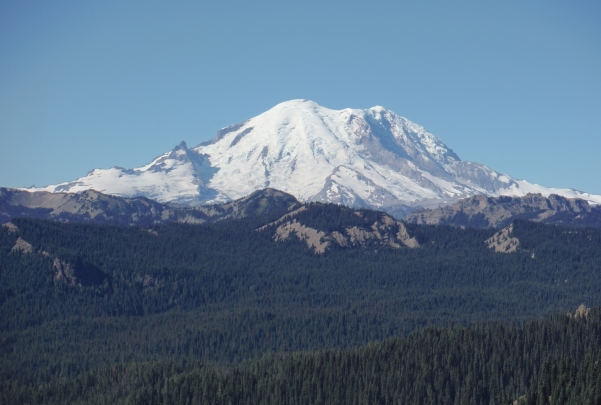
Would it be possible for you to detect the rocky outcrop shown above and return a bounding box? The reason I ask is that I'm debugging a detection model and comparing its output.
[405,193,601,229]
[2,222,19,234]
[485,224,520,253]
[3,219,107,288]
[274,221,332,254]
[567,304,591,319]
[53,258,106,287]
[345,216,419,249]
[53,258,80,286]
[10,237,33,254]
[256,206,307,231]
[260,203,419,254]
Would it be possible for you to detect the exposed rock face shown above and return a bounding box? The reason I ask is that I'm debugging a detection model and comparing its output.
[345,216,419,249]
[2,222,19,233]
[485,224,520,253]
[274,222,332,254]
[53,258,80,286]
[53,258,106,287]
[568,304,591,319]
[259,203,419,254]
[256,206,307,231]
[395,221,420,249]
[10,237,33,254]
[405,193,601,229]
[2,219,108,287]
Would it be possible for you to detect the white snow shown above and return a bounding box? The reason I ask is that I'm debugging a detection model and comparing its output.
[496,180,601,205]
[25,99,601,211]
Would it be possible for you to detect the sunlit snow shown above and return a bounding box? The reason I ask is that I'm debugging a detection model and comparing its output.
[26,99,601,212]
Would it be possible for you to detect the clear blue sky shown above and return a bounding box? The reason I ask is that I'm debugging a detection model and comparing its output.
[1,1,600,194]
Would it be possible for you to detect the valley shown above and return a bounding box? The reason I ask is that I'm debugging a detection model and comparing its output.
[3,99,601,403]
[2,196,601,403]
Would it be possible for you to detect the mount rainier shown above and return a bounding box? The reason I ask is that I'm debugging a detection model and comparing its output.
[28,99,601,217]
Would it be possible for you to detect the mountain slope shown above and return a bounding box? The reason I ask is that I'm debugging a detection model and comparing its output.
[257,203,419,253]
[0,187,299,226]
[1,186,420,254]
[3,213,601,391]
[33,141,216,205]
[27,100,601,216]
[405,193,601,228]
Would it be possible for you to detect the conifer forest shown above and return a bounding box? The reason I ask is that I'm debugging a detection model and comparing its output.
[2,203,601,404]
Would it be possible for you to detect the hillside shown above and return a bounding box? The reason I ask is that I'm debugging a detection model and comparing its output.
[405,193,601,228]
[5,306,601,404]
[0,187,299,226]
[2,208,601,393]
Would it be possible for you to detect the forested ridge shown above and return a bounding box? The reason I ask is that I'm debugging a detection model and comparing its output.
[4,308,601,404]
[2,204,601,403]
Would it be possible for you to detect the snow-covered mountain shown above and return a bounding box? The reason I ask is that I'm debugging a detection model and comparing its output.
[28,99,601,217]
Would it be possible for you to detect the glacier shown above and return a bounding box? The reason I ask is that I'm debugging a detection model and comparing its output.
[27,99,601,217]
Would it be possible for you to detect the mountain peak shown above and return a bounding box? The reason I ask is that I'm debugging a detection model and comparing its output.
[25,100,601,214]
[368,105,388,113]
[173,141,188,151]
[273,99,319,107]
[262,99,328,118]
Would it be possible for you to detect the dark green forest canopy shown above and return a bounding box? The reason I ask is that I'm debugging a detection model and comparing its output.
[5,308,601,405]
[1,210,601,403]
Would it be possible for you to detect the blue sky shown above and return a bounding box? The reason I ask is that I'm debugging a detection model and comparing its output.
[1,1,600,194]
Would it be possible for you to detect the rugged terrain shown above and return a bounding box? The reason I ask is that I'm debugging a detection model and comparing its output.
[258,203,419,253]
[3,194,601,404]
[405,193,601,228]
[26,100,601,216]
[0,187,299,226]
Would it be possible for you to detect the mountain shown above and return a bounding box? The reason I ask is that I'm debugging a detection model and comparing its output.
[1,185,420,254]
[257,203,419,254]
[26,100,601,217]
[0,187,299,226]
[4,208,601,396]
[405,193,601,228]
